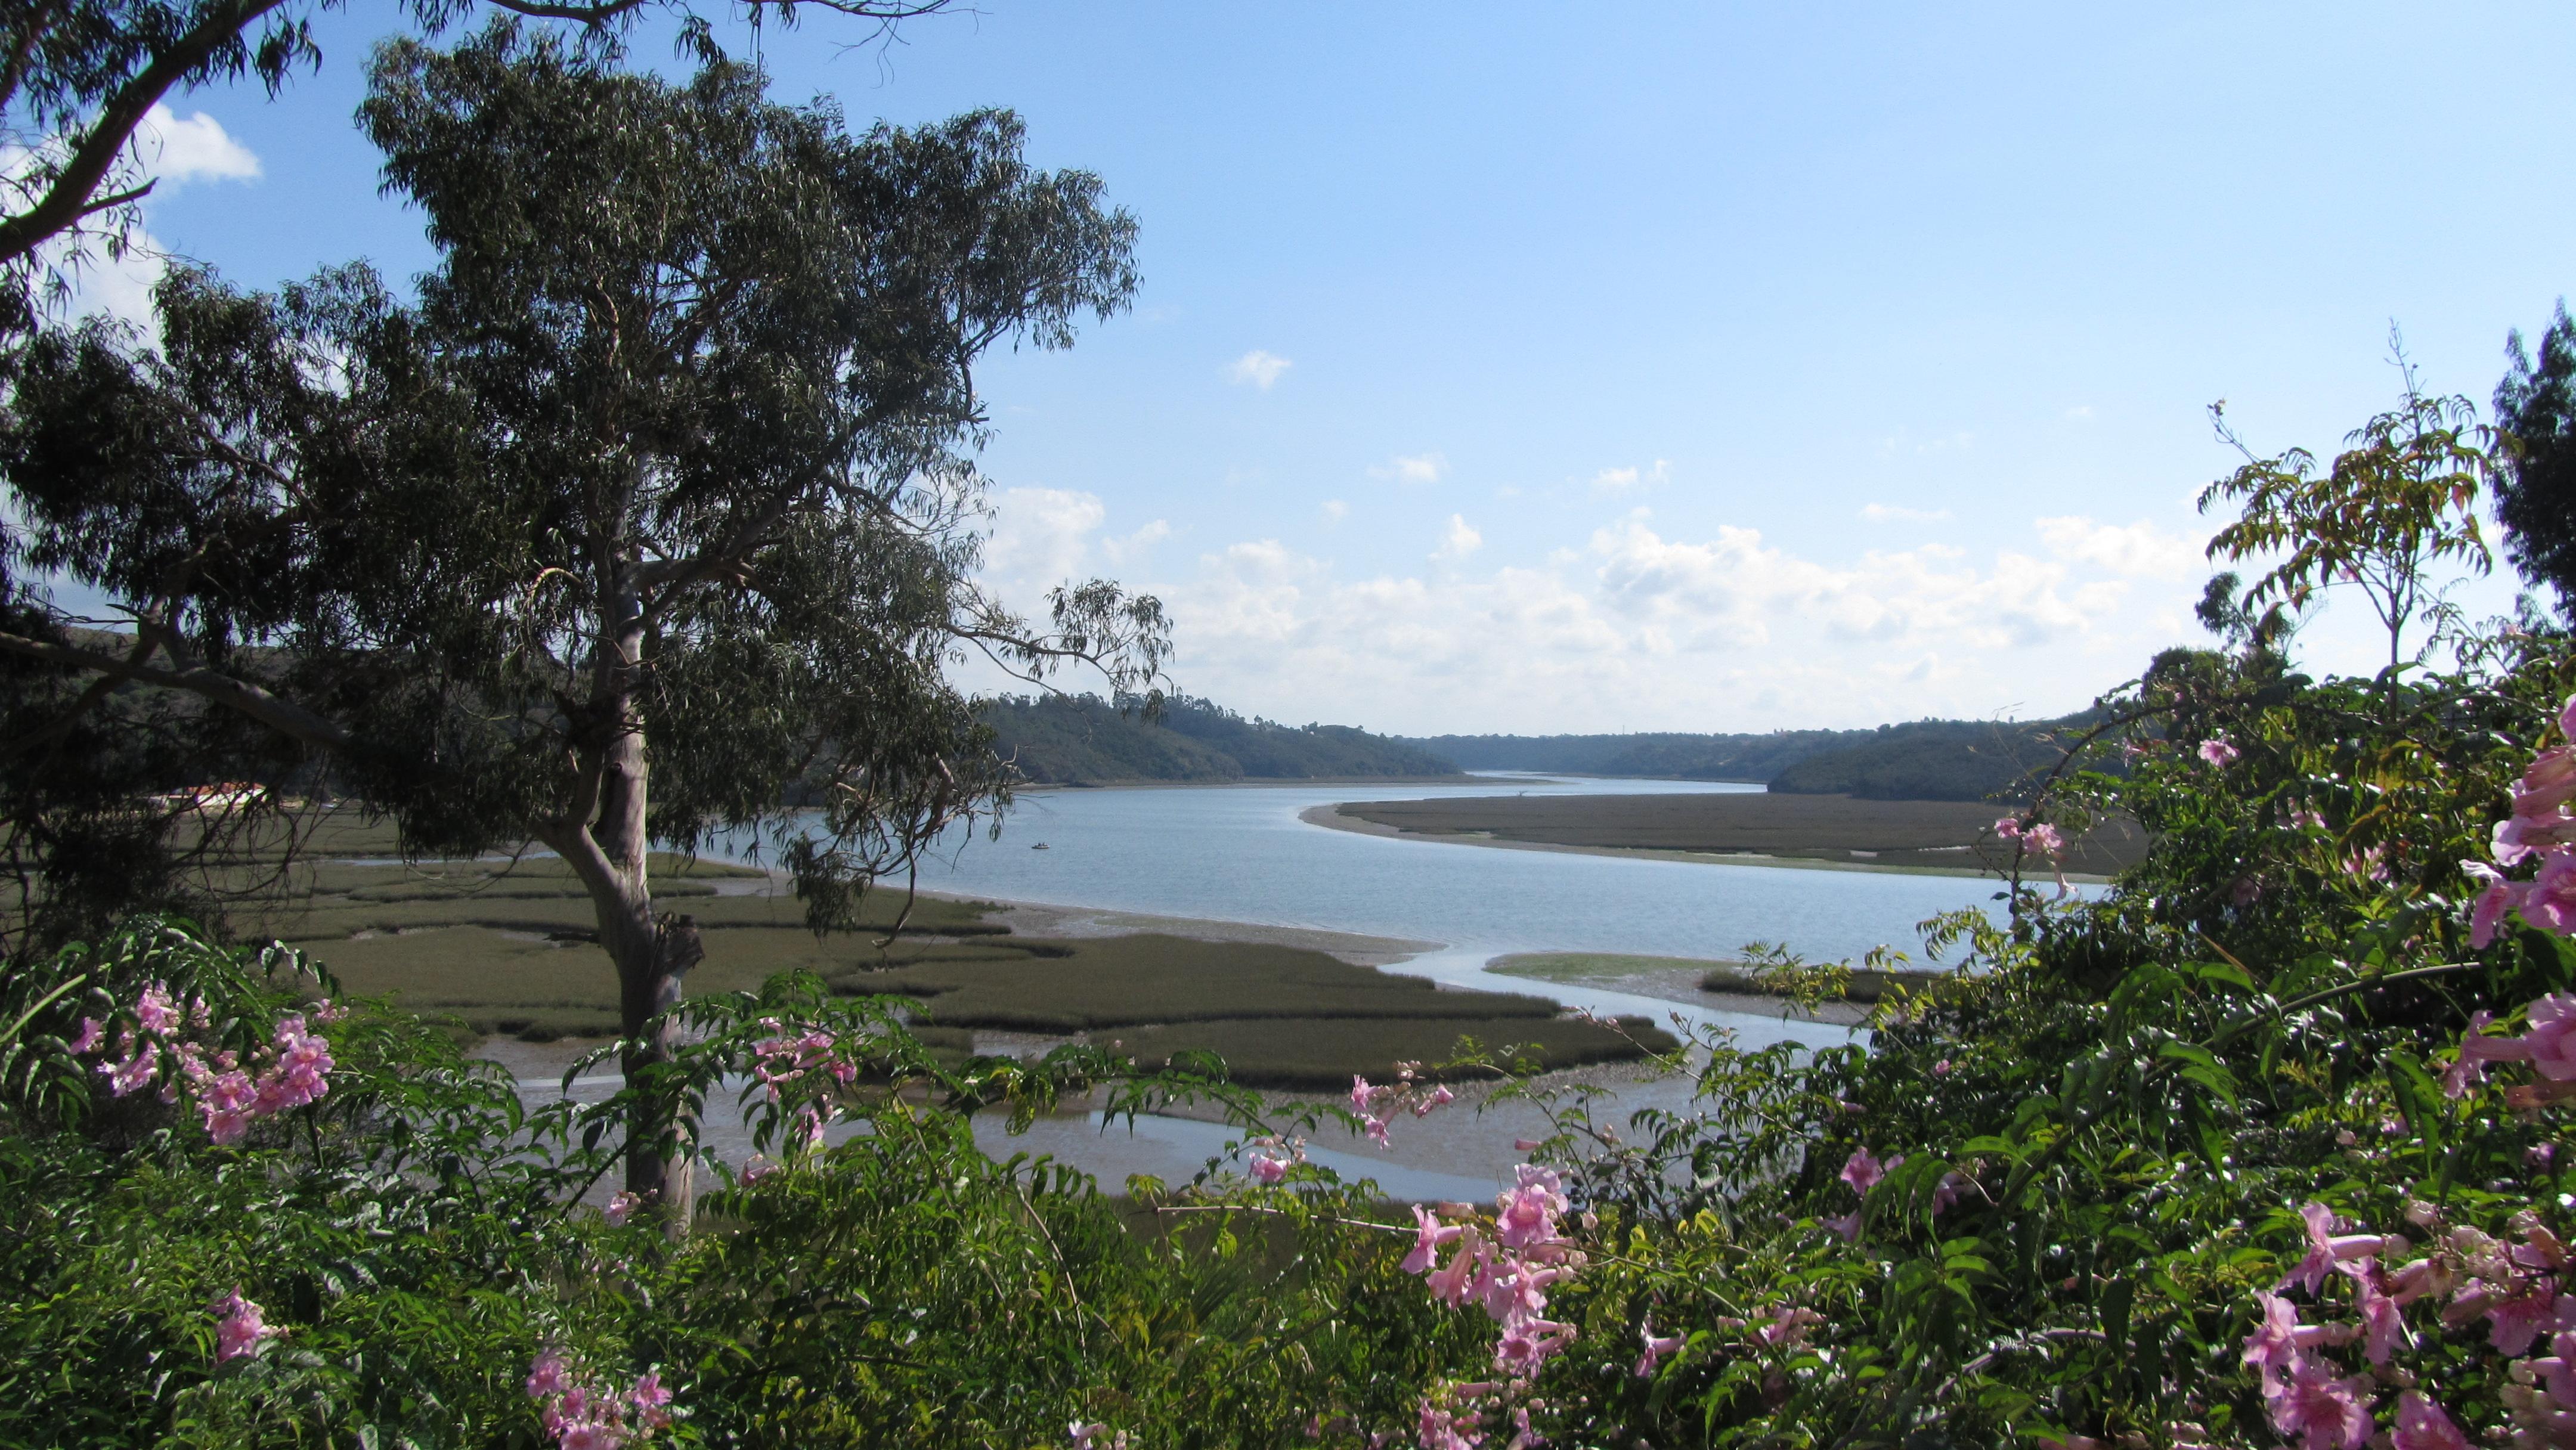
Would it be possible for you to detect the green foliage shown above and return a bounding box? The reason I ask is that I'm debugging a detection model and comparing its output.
[1767,712,2111,803]
[2202,368,2500,670]
[982,693,1461,783]
[2494,301,2576,613]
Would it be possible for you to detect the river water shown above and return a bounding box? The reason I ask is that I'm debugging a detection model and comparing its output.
[673,774,2018,1201]
[905,773,2001,1034]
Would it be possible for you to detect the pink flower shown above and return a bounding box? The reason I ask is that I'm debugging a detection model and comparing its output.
[2199,738,2241,768]
[1248,1152,1289,1185]
[2261,1355,2374,1449]
[2466,860,2530,949]
[2462,995,2576,1083]
[100,1039,156,1097]
[1993,817,2024,841]
[1633,1321,1683,1377]
[1362,1115,1391,1150]
[557,1422,615,1450]
[628,1371,673,1430]
[2496,810,2576,867]
[135,983,180,1036]
[1350,1076,1377,1115]
[1495,1166,1568,1250]
[2239,1291,2303,1385]
[1413,1084,1456,1117]
[1931,1171,1969,1216]
[1492,1316,1576,1372]
[1839,1148,1896,1196]
[741,1157,781,1185]
[212,1290,275,1363]
[1070,1423,1107,1450]
[1425,1228,1484,1306]
[2024,823,2066,857]
[1931,1059,1952,1077]
[67,1018,102,1055]
[1820,1210,1862,1242]
[605,1191,645,1226]
[2280,1202,2387,1294]
[1402,1206,1465,1275]
[2391,1392,2473,1450]
[2357,1274,2408,1365]
[2479,1275,2559,1353]
[2527,852,2576,936]
[1757,1305,1820,1346]
[528,1350,572,1398]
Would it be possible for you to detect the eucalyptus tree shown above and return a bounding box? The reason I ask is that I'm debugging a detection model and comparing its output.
[0,0,955,336]
[0,24,1162,1207]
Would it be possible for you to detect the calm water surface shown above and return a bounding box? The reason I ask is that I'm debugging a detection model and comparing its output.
[688,774,2023,1198]
[902,773,2004,1040]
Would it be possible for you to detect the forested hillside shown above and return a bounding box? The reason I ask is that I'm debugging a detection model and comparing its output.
[1766,712,2106,801]
[982,695,1463,784]
[1402,729,1869,778]
[1406,716,2101,800]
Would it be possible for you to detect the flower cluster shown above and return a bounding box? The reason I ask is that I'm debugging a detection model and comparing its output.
[212,1288,277,1364]
[1399,1163,1587,1446]
[525,1350,675,1450]
[750,1020,858,1100]
[1994,816,2071,894]
[1349,1067,1457,1151]
[69,981,336,1144]
[2464,695,2576,947]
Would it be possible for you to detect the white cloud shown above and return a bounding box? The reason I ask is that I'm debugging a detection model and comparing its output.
[1433,514,1482,563]
[984,487,1106,587]
[2036,515,2204,579]
[137,105,261,184]
[1225,349,1293,389]
[1119,511,2184,734]
[1370,452,1447,485]
[1589,460,1670,495]
[1103,518,1171,567]
[31,106,262,333]
[1320,499,1349,524]
[1860,503,1953,523]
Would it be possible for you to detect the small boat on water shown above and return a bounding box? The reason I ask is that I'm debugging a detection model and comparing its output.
[1030,842,1050,850]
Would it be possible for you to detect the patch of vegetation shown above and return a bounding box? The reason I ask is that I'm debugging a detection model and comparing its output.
[846,933,1562,1034]
[1338,791,2150,875]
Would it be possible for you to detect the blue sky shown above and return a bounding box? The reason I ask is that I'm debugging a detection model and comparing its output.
[85,1,2570,734]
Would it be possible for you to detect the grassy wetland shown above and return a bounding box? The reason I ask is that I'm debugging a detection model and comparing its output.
[216,813,1670,1089]
[1326,789,2149,875]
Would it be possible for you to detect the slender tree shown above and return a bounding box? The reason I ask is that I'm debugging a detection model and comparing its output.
[0,25,1165,1210]
[2200,352,2497,673]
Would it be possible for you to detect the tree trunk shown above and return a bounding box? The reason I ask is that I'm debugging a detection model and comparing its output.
[546,570,705,1224]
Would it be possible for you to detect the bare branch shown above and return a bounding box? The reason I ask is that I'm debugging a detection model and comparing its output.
[0,625,350,751]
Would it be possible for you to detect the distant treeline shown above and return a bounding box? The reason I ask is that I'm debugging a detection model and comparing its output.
[1403,714,2109,802]
[979,695,1463,785]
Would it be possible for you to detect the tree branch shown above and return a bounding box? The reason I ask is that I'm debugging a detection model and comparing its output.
[0,0,291,271]
[0,624,351,751]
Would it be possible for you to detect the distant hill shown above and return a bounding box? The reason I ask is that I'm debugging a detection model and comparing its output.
[1403,714,2108,802]
[1401,730,1872,781]
[980,695,1465,785]
[1766,714,2106,802]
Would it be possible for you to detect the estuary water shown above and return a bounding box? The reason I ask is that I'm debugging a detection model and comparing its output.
[902,773,2005,1042]
[677,774,2020,1200]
